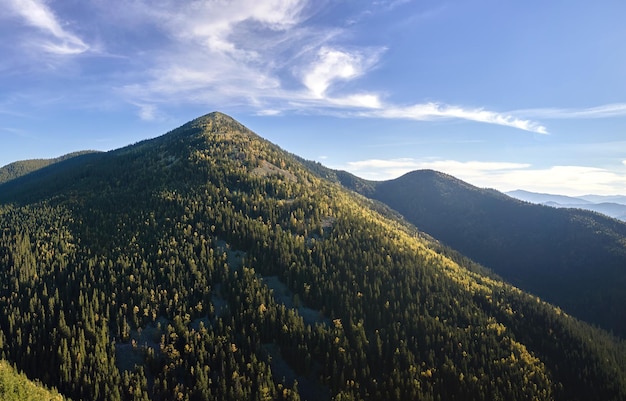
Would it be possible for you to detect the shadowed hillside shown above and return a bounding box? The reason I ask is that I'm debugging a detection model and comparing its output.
[0,151,99,185]
[344,169,626,337]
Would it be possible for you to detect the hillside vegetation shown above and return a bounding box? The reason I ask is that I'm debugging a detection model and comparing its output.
[348,170,626,337]
[0,151,98,185]
[0,113,625,400]
[0,360,66,401]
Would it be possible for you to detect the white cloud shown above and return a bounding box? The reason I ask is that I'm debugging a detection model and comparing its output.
[133,103,158,121]
[5,0,89,55]
[486,166,626,196]
[156,0,306,58]
[303,47,368,97]
[256,109,282,116]
[348,158,422,170]
[328,93,383,109]
[359,103,548,134]
[341,158,626,195]
[296,48,547,134]
[345,158,530,181]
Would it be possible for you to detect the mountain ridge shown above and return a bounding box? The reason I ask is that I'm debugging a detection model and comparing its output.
[506,189,594,205]
[1,112,625,400]
[0,150,100,185]
[507,189,626,221]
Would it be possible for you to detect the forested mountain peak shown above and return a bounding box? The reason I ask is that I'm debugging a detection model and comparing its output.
[392,169,510,201]
[189,111,257,135]
[159,111,259,143]
[1,113,626,401]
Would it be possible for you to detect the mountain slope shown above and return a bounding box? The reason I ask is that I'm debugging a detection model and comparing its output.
[0,361,66,401]
[1,113,625,401]
[0,150,99,185]
[349,170,626,337]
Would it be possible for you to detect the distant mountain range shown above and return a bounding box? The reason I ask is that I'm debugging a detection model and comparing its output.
[507,189,626,221]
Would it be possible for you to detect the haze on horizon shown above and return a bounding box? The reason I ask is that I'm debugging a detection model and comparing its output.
[1,0,626,196]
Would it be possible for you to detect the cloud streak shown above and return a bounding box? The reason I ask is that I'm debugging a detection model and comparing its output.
[517,103,626,120]
[5,0,89,55]
[357,103,548,134]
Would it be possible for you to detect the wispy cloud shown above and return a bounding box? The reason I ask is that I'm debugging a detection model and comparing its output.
[152,0,306,57]
[0,126,29,137]
[118,0,312,117]
[357,103,549,134]
[131,103,158,121]
[110,0,549,133]
[302,46,378,98]
[5,0,89,55]
[517,103,626,120]
[344,158,530,181]
[340,158,626,195]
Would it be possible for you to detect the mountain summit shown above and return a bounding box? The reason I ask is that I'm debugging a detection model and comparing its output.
[0,113,625,401]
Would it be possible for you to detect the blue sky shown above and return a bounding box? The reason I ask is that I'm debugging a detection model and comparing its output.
[2,0,626,195]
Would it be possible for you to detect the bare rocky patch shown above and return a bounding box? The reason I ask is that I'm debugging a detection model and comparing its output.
[252,160,298,183]
[263,276,329,327]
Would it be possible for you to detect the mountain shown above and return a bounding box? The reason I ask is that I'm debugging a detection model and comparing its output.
[580,194,626,204]
[1,112,625,401]
[0,150,99,185]
[507,189,626,221]
[555,202,626,221]
[506,189,593,205]
[334,170,626,337]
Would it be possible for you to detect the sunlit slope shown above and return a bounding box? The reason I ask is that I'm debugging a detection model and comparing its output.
[0,360,66,401]
[0,112,625,401]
